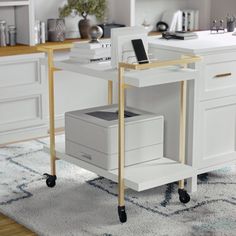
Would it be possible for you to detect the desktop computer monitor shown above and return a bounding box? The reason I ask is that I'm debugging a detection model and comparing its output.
[111,26,148,69]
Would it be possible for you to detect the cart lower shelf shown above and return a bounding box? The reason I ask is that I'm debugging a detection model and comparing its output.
[44,141,196,192]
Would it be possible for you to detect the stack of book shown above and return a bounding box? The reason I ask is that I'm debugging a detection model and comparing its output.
[70,40,111,63]
[174,31,198,40]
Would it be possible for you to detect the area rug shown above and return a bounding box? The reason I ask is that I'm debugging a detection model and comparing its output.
[0,136,236,236]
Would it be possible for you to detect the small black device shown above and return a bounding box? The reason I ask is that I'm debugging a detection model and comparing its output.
[131,39,149,64]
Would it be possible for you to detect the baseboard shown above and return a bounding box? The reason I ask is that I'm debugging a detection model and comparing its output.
[0,125,48,146]
[0,115,65,146]
[197,159,236,174]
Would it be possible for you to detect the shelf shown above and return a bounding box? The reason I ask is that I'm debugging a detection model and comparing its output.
[44,141,196,192]
[0,0,29,7]
[55,60,198,87]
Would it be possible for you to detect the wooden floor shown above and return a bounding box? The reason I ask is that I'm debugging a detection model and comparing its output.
[0,213,36,236]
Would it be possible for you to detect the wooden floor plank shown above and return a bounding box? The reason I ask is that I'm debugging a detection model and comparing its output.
[0,213,36,236]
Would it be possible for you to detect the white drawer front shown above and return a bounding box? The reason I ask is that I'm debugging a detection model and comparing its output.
[0,60,40,88]
[200,53,236,100]
[0,95,45,132]
[196,96,236,169]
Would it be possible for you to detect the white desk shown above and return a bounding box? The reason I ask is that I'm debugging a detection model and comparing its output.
[148,31,236,192]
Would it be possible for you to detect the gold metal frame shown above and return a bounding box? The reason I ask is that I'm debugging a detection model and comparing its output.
[38,41,200,218]
[117,55,201,209]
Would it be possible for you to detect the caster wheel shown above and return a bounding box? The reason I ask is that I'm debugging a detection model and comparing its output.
[44,174,57,188]
[178,189,190,204]
[118,206,127,223]
[198,173,209,181]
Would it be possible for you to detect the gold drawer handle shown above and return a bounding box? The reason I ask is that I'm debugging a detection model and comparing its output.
[214,73,232,79]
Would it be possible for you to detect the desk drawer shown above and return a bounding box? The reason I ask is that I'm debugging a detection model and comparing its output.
[200,53,236,100]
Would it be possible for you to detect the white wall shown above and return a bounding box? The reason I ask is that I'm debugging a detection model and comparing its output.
[211,0,236,27]
[35,0,236,31]
[35,0,109,38]
[135,0,188,30]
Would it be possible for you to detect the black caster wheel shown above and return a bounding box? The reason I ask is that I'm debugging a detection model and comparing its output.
[198,173,209,181]
[118,206,127,223]
[178,189,190,204]
[44,173,57,188]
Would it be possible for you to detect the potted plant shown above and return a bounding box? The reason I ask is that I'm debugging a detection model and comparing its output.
[59,0,107,39]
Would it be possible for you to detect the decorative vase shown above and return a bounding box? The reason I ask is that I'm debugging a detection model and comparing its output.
[47,19,66,42]
[78,13,91,39]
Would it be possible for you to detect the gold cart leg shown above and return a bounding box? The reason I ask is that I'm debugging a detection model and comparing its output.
[178,80,190,203]
[108,80,113,105]
[117,66,127,223]
[44,49,57,188]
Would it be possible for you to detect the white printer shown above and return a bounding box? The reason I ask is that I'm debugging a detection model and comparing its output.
[65,105,164,170]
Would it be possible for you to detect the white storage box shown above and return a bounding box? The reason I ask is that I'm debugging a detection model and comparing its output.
[65,105,164,170]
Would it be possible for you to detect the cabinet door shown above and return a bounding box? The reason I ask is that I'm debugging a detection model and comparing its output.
[0,54,47,133]
[196,96,236,169]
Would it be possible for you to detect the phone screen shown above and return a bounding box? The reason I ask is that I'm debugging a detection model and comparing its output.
[131,39,149,64]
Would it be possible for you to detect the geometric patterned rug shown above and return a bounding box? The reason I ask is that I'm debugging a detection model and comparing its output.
[0,136,236,236]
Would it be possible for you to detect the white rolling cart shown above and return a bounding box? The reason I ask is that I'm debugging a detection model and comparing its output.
[39,43,201,222]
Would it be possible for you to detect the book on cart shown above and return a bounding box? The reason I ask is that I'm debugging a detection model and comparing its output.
[70,41,111,63]
[70,47,111,58]
[70,46,111,55]
[73,40,111,49]
[70,57,111,64]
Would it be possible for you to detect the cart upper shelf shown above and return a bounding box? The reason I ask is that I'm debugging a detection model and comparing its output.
[54,60,199,88]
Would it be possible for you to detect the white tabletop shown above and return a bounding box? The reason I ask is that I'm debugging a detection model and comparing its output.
[149,31,236,55]
[55,60,198,87]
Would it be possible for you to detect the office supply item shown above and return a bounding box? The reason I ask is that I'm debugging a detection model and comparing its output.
[88,25,103,43]
[156,21,169,32]
[211,20,225,34]
[34,20,40,44]
[162,31,198,40]
[226,14,235,32]
[162,10,182,32]
[40,22,46,43]
[65,105,164,170]
[0,20,7,47]
[8,25,16,46]
[194,10,199,30]
[111,26,148,68]
[131,39,149,64]
[47,19,66,42]
[73,40,111,49]
[98,23,126,38]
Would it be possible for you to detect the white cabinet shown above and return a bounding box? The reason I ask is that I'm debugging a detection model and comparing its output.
[196,96,236,169]
[0,53,47,144]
